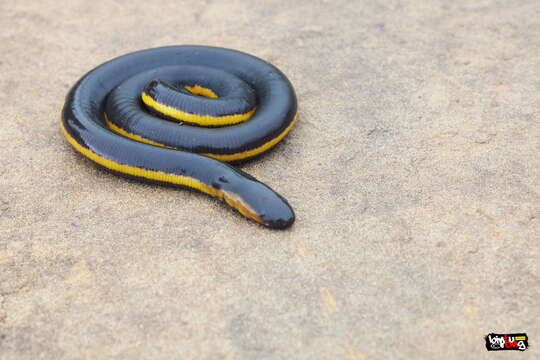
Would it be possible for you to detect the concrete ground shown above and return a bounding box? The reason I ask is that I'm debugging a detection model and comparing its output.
[1,0,538,359]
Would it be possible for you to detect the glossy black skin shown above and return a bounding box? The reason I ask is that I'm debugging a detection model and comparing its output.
[140,65,257,121]
[61,46,297,229]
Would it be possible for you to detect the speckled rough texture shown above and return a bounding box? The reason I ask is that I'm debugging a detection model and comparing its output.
[0,0,538,359]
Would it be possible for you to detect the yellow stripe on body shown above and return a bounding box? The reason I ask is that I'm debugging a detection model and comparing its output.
[206,113,297,162]
[104,112,298,162]
[184,84,218,98]
[105,114,175,149]
[141,92,255,126]
[60,121,263,224]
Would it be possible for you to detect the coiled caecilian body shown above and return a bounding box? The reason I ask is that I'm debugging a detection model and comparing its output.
[61,46,297,229]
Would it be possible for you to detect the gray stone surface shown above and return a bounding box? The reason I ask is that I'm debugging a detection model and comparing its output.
[0,0,538,359]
